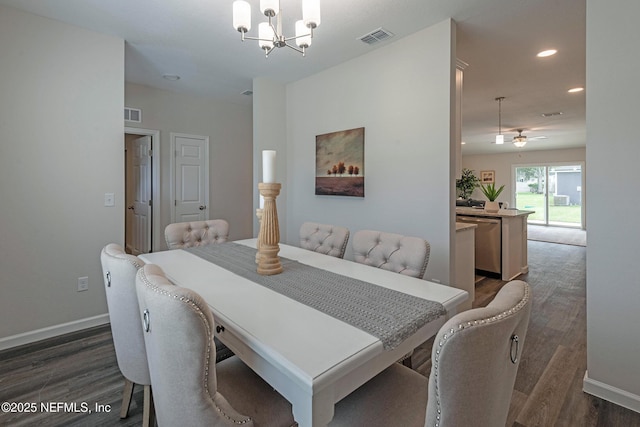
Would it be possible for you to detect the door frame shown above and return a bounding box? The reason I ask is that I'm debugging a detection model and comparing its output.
[125,127,161,252]
[169,132,210,223]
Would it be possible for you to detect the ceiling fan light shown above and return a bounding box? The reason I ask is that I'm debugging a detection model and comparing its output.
[233,1,251,32]
[513,140,527,148]
[496,134,504,145]
[513,132,527,148]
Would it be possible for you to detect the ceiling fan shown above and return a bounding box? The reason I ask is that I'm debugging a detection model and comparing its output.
[513,129,527,147]
[511,129,548,147]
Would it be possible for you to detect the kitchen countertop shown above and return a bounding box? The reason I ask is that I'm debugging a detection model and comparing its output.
[456,207,535,217]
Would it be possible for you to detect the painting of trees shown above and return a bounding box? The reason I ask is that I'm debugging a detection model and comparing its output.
[315,127,364,197]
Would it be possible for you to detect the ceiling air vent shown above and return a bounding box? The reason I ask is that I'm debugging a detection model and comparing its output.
[124,107,142,123]
[541,111,563,118]
[358,27,395,45]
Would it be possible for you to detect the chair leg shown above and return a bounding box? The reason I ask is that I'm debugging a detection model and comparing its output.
[143,385,153,427]
[401,356,413,369]
[120,378,135,419]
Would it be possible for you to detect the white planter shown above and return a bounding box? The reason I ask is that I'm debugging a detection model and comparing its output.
[484,201,500,213]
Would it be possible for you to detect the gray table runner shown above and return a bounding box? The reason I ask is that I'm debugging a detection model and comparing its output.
[185,243,446,350]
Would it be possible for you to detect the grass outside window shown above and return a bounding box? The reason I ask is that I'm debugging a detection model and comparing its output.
[516,193,581,224]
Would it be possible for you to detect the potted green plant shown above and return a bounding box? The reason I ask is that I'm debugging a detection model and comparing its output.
[480,182,505,213]
[456,168,480,199]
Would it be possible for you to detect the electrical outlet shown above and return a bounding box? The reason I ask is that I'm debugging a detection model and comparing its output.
[78,276,89,292]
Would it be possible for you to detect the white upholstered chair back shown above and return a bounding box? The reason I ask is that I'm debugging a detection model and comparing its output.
[425,279,532,426]
[299,222,350,258]
[100,244,152,424]
[135,264,295,427]
[164,219,229,249]
[352,230,430,278]
[329,280,532,426]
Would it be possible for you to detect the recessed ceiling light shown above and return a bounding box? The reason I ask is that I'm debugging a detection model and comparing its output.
[162,74,180,81]
[461,141,466,145]
[568,87,584,93]
[537,49,557,58]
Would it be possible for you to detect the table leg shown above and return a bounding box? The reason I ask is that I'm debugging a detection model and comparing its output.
[291,388,335,427]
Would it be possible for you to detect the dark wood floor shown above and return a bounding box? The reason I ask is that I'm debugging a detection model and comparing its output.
[1,240,640,426]
[414,241,640,426]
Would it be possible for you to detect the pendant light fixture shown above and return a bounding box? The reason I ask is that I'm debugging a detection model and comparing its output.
[495,97,505,144]
[513,129,528,148]
[232,0,321,57]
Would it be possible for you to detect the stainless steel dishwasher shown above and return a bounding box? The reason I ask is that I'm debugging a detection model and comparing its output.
[457,216,502,274]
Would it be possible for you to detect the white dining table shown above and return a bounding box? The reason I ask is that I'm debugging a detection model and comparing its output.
[140,239,468,426]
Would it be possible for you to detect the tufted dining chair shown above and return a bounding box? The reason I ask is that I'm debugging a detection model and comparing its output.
[135,264,296,427]
[329,280,532,427]
[164,219,229,249]
[352,230,431,278]
[351,230,431,367]
[100,244,153,426]
[299,222,350,258]
[163,219,234,362]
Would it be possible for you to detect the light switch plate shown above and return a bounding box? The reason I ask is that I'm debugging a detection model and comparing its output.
[104,193,115,207]
[78,276,89,292]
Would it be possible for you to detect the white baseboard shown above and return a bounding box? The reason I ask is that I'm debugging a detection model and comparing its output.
[0,314,110,351]
[583,371,640,413]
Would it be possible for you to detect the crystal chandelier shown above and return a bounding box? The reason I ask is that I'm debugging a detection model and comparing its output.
[232,0,321,57]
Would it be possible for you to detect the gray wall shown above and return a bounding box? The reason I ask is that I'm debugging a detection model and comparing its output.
[584,0,640,411]
[279,19,457,284]
[0,6,124,340]
[252,78,288,241]
[125,83,254,246]
[0,7,255,346]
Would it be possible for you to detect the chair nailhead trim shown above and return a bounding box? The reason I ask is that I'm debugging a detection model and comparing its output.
[141,274,252,425]
[430,284,530,426]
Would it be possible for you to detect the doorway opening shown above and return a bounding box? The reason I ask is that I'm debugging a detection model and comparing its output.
[125,127,160,253]
[513,163,584,229]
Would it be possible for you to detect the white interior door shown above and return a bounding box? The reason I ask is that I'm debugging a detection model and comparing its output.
[171,133,209,223]
[127,135,152,254]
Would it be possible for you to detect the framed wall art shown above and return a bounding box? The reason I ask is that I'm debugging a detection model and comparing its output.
[480,170,495,184]
[315,127,365,197]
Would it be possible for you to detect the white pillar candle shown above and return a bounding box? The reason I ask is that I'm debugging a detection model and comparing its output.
[262,150,276,183]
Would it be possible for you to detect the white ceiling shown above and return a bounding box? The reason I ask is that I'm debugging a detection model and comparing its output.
[0,0,585,155]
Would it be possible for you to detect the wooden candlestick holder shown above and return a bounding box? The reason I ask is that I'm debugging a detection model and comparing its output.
[255,208,263,263]
[257,183,283,275]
